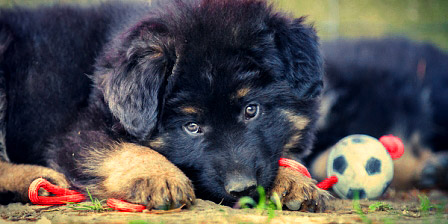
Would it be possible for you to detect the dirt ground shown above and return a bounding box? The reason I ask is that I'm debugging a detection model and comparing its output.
[1,189,447,224]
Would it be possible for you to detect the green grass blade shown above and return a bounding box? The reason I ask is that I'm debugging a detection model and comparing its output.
[256,186,266,210]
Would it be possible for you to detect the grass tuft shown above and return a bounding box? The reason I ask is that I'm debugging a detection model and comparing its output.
[68,188,112,212]
[368,202,393,212]
[418,194,447,218]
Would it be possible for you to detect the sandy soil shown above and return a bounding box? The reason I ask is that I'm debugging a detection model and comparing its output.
[1,190,447,224]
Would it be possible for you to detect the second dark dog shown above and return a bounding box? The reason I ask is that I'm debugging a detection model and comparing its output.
[311,38,448,191]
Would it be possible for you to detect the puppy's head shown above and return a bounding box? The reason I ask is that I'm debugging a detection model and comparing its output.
[95,0,323,204]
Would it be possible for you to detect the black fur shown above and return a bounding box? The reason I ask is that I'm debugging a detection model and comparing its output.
[0,23,10,162]
[0,0,323,205]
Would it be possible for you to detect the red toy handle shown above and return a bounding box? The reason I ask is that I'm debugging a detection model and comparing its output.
[28,178,85,205]
[279,158,338,190]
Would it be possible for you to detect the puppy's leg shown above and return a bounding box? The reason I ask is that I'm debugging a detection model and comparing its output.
[0,24,71,204]
[81,143,195,210]
[0,31,69,202]
[0,161,69,203]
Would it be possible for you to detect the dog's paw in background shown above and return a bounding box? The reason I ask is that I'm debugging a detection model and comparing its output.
[270,167,332,212]
[417,152,448,190]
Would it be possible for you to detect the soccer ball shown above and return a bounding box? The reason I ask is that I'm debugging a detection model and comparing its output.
[326,134,394,199]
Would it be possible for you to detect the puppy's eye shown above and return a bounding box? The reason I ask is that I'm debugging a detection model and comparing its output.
[244,104,259,120]
[183,122,203,135]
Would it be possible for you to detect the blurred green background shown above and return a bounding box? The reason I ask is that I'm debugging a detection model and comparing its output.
[1,0,447,51]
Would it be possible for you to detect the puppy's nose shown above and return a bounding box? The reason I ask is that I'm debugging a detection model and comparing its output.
[225,175,257,198]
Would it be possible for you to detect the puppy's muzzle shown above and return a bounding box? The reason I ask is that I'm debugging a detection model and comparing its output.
[225,174,257,198]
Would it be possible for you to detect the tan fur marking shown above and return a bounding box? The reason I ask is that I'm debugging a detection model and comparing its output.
[0,160,69,202]
[283,134,302,151]
[150,52,163,59]
[148,44,164,59]
[149,137,165,149]
[235,88,251,99]
[281,110,310,150]
[85,143,195,209]
[181,106,200,114]
[282,110,310,130]
[271,166,331,211]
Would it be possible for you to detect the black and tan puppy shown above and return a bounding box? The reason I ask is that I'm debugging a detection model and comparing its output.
[0,0,329,210]
[310,38,448,191]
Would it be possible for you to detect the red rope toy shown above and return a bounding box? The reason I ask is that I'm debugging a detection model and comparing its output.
[28,178,143,211]
[106,198,146,212]
[28,178,85,205]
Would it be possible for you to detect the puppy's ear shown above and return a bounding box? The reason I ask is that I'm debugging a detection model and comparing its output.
[95,20,175,140]
[271,17,323,100]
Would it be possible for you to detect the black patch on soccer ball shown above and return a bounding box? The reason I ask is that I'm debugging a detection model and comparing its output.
[365,157,381,175]
[351,137,364,143]
[381,180,392,196]
[333,155,348,175]
[346,188,366,199]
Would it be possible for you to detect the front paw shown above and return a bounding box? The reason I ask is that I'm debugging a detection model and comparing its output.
[123,172,195,210]
[270,167,331,212]
[95,143,196,210]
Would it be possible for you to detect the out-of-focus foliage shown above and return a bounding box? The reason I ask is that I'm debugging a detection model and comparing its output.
[1,0,447,50]
[275,0,448,51]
